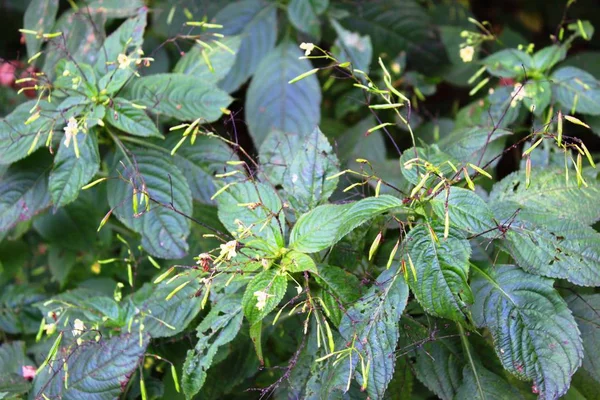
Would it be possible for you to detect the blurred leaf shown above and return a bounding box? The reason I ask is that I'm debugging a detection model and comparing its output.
[287,0,328,39]
[174,35,242,82]
[552,66,600,115]
[0,284,44,334]
[331,19,373,74]
[23,0,59,60]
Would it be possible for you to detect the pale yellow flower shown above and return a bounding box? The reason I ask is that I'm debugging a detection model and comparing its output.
[63,117,78,147]
[510,83,526,107]
[299,42,315,56]
[117,53,131,69]
[72,318,85,336]
[254,290,272,311]
[459,46,475,63]
[219,240,237,260]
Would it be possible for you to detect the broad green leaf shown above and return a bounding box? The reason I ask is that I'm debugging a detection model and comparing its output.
[387,356,413,400]
[315,264,361,326]
[0,342,31,398]
[405,223,473,322]
[482,49,533,78]
[283,127,339,213]
[107,147,193,259]
[23,0,59,60]
[566,293,600,384]
[455,365,524,400]
[182,294,243,398]
[0,152,51,232]
[400,146,457,186]
[242,269,287,325]
[105,98,163,138]
[334,196,405,242]
[430,187,497,237]
[331,19,373,75]
[551,67,600,115]
[127,273,202,338]
[31,333,149,400]
[169,135,238,204]
[127,73,232,122]
[259,129,300,185]
[559,51,600,79]
[48,247,76,288]
[216,181,285,248]
[337,265,410,399]
[174,35,242,82]
[86,0,145,18]
[532,45,567,72]
[280,250,317,273]
[439,126,512,165]
[471,264,583,399]
[0,285,44,334]
[287,0,328,39]
[523,79,551,116]
[454,86,520,130]
[494,201,600,286]
[49,130,100,208]
[212,0,277,93]
[0,100,57,165]
[490,167,600,225]
[246,41,321,146]
[414,338,462,400]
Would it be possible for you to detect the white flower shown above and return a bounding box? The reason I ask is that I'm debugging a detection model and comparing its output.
[117,53,131,69]
[254,290,272,311]
[63,117,78,147]
[459,46,475,63]
[299,42,315,56]
[44,323,56,335]
[219,240,237,260]
[72,318,85,336]
[510,83,526,107]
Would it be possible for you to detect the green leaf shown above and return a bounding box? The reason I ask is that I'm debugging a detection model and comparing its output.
[31,333,149,400]
[387,356,413,400]
[182,294,243,398]
[86,0,145,18]
[455,365,525,400]
[400,146,457,186]
[471,264,583,399]
[216,181,285,249]
[523,79,552,116]
[414,338,463,400]
[405,223,473,322]
[0,100,57,165]
[283,127,339,213]
[455,86,520,129]
[105,98,163,138]
[174,35,241,82]
[48,247,77,288]
[430,187,497,237]
[0,342,31,398]
[23,0,59,60]
[280,250,317,273]
[213,0,278,93]
[0,285,44,334]
[49,130,100,208]
[490,167,600,225]
[127,73,232,122]
[331,19,373,74]
[439,126,512,165]
[169,135,238,204]
[482,49,533,78]
[340,265,409,398]
[287,0,328,39]
[127,273,202,338]
[566,292,600,384]
[258,129,301,185]
[290,196,405,253]
[532,45,567,72]
[551,66,600,115]
[246,40,321,146]
[242,269,287,325]
[493,201,600,286]
[315,264,361,326]
[107,147,193,259]
[0,152,51,232]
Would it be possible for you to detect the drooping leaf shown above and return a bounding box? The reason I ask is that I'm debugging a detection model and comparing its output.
[23,0,59,60]
[494,201,600,286]
[246,40,321,146]
[182,294,243,398]
[31,333,149,400]
[331,19,373,74]
[490,167,600,225]
[566,292,600,384]
[414,337,463,400]
[127,273,202,338]
[471,264,583,399]
[283,127,339,213]
[49,130,100,208]
[216,181,284,249]
[126,73,232,122]
[405,223,473,322]
[482,49,533,78]
[105,98,163,138]
[242,269,287,325]
[0,152,51,232]
[174,35,242,82]
[287,0,328,39]
[551,66,600,115]
[455,365,525,400]
[212,0,278,93]
[107,147,193,259]
[430,187,497,237]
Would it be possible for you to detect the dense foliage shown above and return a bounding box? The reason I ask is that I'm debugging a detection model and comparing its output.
[1,0,600,399]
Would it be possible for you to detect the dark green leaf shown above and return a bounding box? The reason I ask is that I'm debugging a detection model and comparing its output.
[48,247,77,288]
[431,187,497,237]
[0,342,31,398]
[414,338,463,400]
[552,67,600,115]
[0,285,44,334]
[455,365,524,400]
[246,41,321,146]
[23,0,59,59]
[439,126,512,165]
[471,264,583,399]
[280,250,317,273]
[532,45,567,72]
[174,35,241,82]
[331,19,373,75]
[287,0,328,39]
[566,292,600,385]
[523,80,552,116]
[105,98,163,138]
[258,129,301,185]
[482,49,533,78]
[242,269,287,325]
